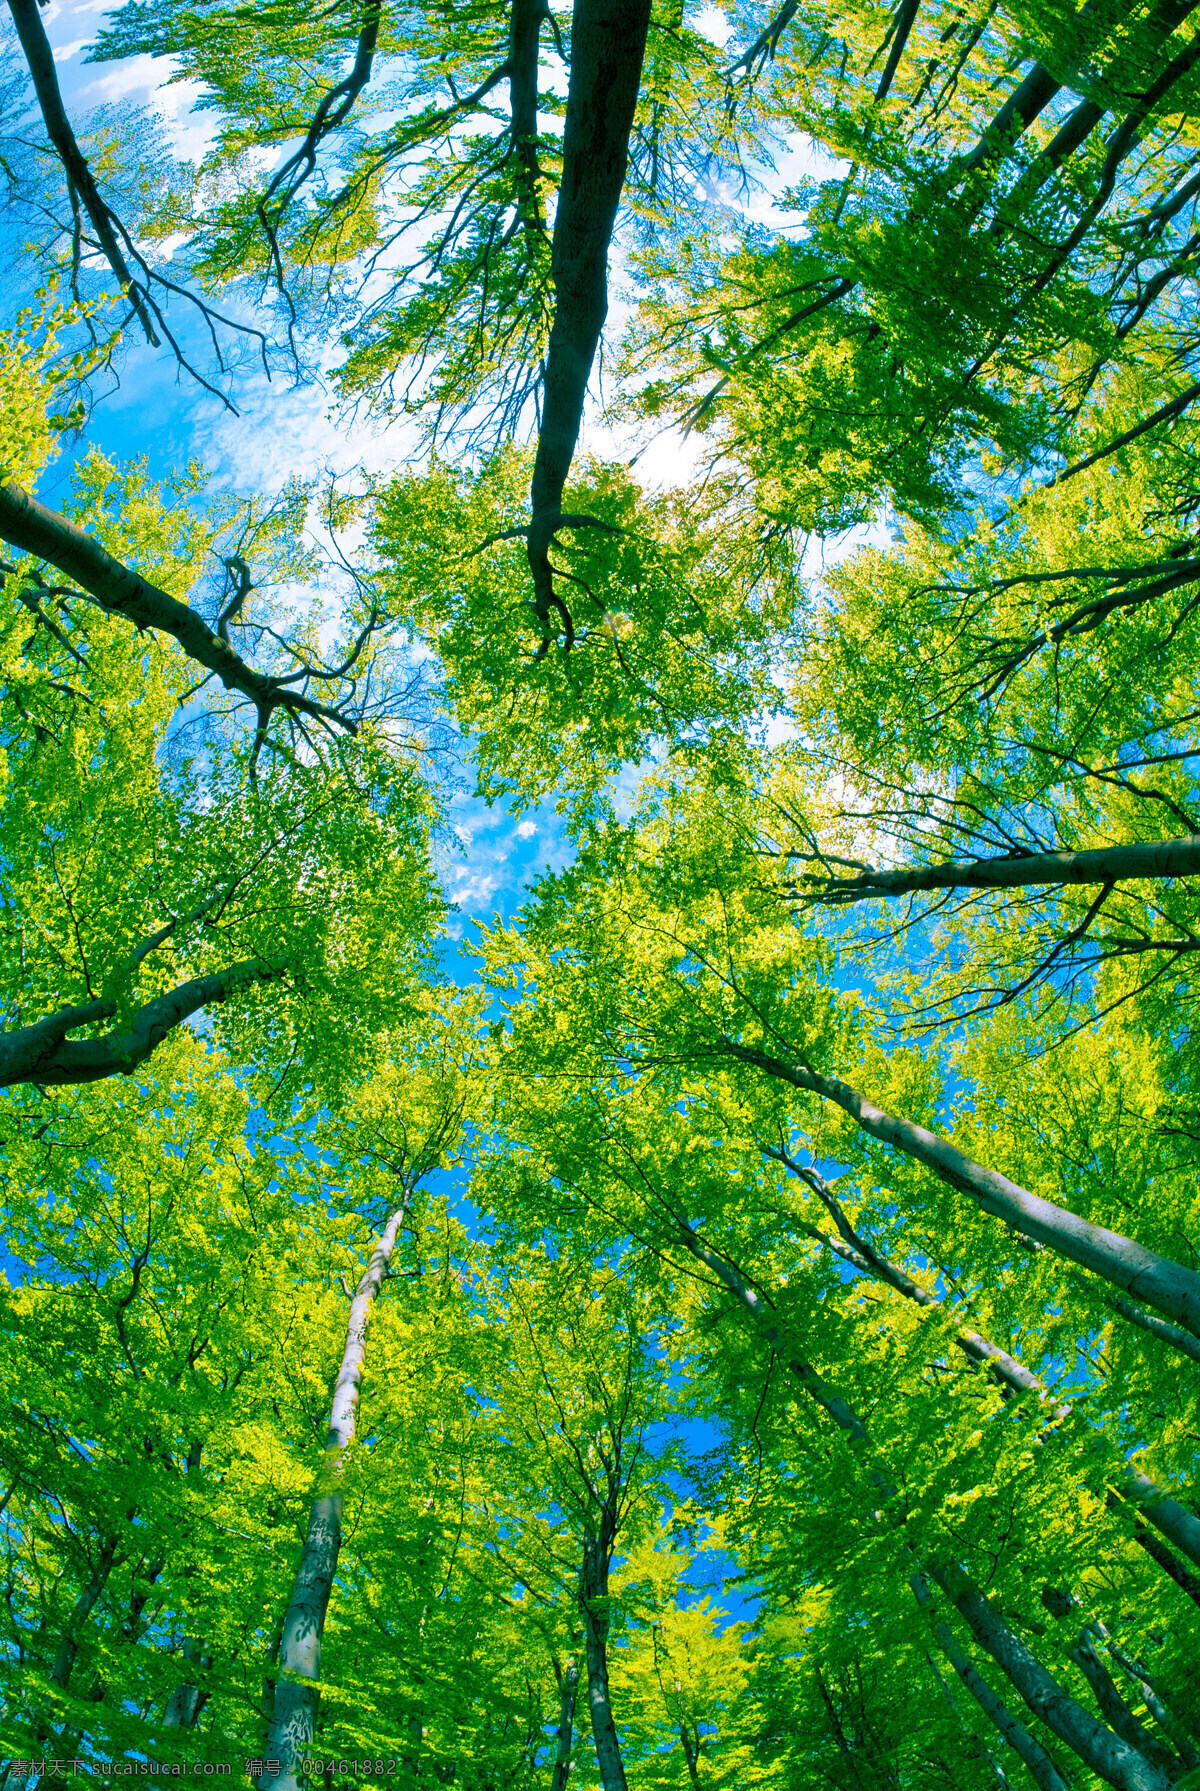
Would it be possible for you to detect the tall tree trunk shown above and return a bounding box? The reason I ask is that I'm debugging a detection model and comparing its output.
[527,0,653,643]
[678,1719,703,1789]
[728,1044,1200,1343]
[807,835,1200,904]
[924,1649,1014,1789]
[5,0,160,344]
[911,1575,1070,1791]
[1071,1632,1182,1780]
[771,1166,1200,1572]
[164,1636,212,1729]
[579,1534,629,1791]
[929,1564,1174,1791]
[674,1222,1180,1790]
[49,1537,117,1690]
[265,1196,412,1789]
[551,1655,580,1791]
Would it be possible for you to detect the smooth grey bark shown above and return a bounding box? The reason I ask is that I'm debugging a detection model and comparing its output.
[579,1531,630,1791]
[1097,1290,1200,1365]
[265,1197,411,1790]
[804,835,1200,905]
[0,958,287,1089]
[911,1575,1070,1791]
[550,1655,580,1791]
[49,1537,117,1690]
[1123,1507,1200,1608]
[1105,1641,1200,1770]
[164,1636,212,1729]
[929,1564,1173,1791]
[676,1221,1183,1790]
[0,482,353,732]
[1071,1633,1182,1780]
[5,0,159,344]
[777,1160,1200,1571]
[925,1649,1015,1789]
[527,0,652,644]
[728,1044,1200,1343]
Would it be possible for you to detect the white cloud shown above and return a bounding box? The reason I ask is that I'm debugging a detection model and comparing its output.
[515,820,537,839]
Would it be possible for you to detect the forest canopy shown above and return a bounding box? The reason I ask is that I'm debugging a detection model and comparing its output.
[0,1,1199,1787]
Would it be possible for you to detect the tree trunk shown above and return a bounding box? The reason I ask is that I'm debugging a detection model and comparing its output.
[780,1168,1200,1572]
[730,1045,1200,1342]
[0,482,349,733]
[911,1575,1070,1791]
[1131,1511,1200,1611]
[924,1649,1014,1789]
[164,1636,212,1729]
[1071,1633,1182,1780]
[49,1538,117,1690]
[264,1197,412,1789]
[929,1563,1174,1791]
[550,1655,580,1791]
[527,0,653,640]
[674,1220,1183,1790]
[5,0,160,344]
[808,835,1200,904]
[678,1719,703,1790]
[579,1535,629,1791]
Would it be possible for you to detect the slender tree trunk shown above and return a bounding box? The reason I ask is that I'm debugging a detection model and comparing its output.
[164,1636,212,1728]
[579,1534,629,1791]
[924,1649,1015,1789]
[815,1666,869,1791]
[550,1655,580,1791]
[678,1720,702,1790]
[779,1169,1200,1572]
[264,1197,411,1789]
[929,1564,1174,1791]
[527,0,653,640]
[1071,1633,1182,1779]
[1105,1642,1200,1769]
[729,1044,1200,1342]
[911,1575,1070,1791]
[676,1222,1180,1790]
[5,0,160,344]
[49,1538,117,1689]
[809,835,1200,904]
[1121,1492,1200,1593]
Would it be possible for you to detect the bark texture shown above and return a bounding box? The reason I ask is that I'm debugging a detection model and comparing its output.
[0,483,351,732]
[911,1575,1070,1791]
[550,1655,580,1791]
[265,1199,411,1790]
[730,1044,1200,1342]
[527,0,652,641]
[579,1531,630,1791]
[806,835,1200,905]
[930,1564,1173,1791]
[0,960,287,1090]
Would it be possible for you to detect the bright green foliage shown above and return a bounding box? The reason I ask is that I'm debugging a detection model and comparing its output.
[4,1,1200,1786]
[373,449,796,805]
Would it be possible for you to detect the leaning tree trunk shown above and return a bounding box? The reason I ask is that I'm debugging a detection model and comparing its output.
[264,1197,412,1788]
[910,1574,1070,1791]
[727,1043,1200,1343]
[766,1169,1200,1572]
[526,0,653,642]
[674,1222,1179,1791]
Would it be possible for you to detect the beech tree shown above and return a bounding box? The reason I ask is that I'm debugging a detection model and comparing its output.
[1,0,1199,1785]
